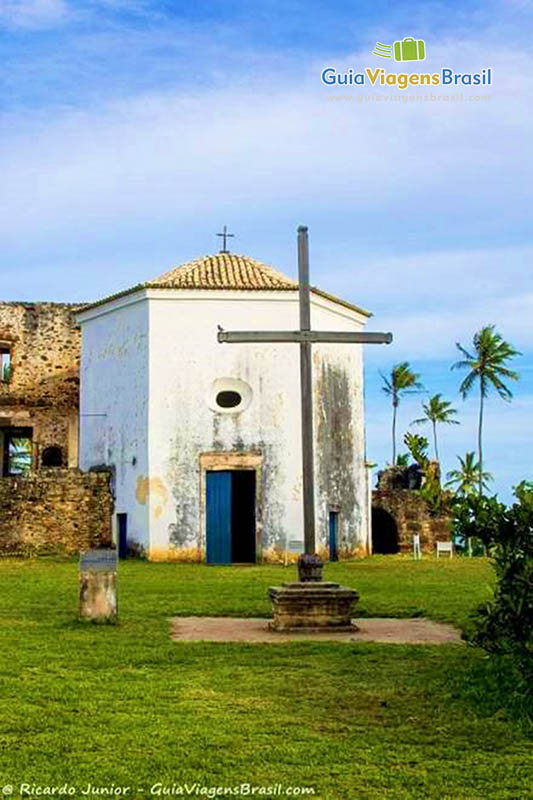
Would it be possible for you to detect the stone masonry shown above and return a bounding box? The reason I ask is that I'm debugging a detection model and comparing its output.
[0,468,113,555]
[372,488,451,554]
[0,302,81,470]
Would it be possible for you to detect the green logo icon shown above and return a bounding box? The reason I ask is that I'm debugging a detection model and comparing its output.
[372,42,393,59]
[373,37,426,62]
[394,37,426,61]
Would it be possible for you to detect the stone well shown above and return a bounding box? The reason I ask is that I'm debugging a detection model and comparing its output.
[268,553,359,632]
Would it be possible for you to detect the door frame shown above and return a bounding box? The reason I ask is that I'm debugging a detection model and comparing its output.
[328,509,339,562]
[199,451,263,564]
[117,513,128,559]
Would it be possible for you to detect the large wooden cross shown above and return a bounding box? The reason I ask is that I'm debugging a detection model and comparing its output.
[218,226,393,555]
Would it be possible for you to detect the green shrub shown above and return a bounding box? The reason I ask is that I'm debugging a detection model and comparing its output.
[462,483,533,697]
[450,492,489,555]
[403,432,452,516]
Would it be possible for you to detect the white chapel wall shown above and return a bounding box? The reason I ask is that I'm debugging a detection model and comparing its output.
[78,297,150,550]
[146,289,368,561]
[78,286,368,561]
[146,290,303,560]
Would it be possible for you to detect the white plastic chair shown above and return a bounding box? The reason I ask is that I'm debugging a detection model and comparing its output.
[436,541,453,558]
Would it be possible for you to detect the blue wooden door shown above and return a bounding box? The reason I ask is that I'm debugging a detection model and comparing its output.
[329,511,339,562]
[206,471,232,564]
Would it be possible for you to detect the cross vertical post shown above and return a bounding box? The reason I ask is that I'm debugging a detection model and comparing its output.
[297,226,316,555]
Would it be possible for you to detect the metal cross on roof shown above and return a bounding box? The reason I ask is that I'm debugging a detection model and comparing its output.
[218,226,393,556]
[217,225,235,253]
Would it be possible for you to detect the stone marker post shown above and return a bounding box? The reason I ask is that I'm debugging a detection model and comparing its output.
[79,549,118,623]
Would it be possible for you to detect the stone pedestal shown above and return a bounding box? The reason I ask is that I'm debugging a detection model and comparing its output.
[268,581,359,632]
[78,549,117,623]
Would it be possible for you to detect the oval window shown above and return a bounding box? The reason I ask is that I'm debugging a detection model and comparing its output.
[216,390,242,409]
[209,377,252,414]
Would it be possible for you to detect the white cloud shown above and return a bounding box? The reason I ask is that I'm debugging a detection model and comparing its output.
[365,291,533,361]
[0,20,531,324]
[1,36,531,236]
[321,245,533,307]
[0,0,68,29]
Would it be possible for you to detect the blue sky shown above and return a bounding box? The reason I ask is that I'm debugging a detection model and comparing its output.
[1,0,531,501]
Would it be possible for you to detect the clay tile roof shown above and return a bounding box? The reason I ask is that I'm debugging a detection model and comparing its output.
[147,253,298,291]
[78,252,371,317]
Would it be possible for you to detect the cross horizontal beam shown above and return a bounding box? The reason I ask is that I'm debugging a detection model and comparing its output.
[217,330,393,345]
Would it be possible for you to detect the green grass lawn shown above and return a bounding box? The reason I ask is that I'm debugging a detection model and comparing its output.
[0,556,530,800]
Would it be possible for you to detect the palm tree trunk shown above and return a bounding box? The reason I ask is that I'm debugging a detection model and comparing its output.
[478,384,484,497]
[392,402,397,464]
[475,383,487,556]
[432,420,439,462]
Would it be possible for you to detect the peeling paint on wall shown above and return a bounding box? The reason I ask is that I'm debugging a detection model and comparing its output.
[149,545,204,563]
[135,476,169,518]
[315,354,363,553]
[166,435,202,549]
[257,440,286,551]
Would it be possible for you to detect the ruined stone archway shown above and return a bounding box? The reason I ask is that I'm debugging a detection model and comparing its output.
[372,484,452,555]
[42,446,64,467]
[371,507,399,554]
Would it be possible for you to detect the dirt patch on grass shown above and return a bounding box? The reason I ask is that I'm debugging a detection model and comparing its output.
[170,617,462,644]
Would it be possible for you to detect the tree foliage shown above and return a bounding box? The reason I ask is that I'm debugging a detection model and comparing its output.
[452,326,520,495]
[403,432,451,516]
[403,432,429,467]
[411,393,459,462]
[395,453,409,467]
[460,483,533,695]
[446,452,493,497]
[381,362,424,464]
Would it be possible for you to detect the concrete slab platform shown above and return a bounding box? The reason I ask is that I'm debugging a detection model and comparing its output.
[169,616,462,645]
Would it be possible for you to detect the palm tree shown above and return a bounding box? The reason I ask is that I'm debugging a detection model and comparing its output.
[411,393,460,462]
[446,452,493,557]
[380,362,424,464]
[452,325,520,495]
[445,452,492,496]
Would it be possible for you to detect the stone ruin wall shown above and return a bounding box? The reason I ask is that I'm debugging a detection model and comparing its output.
[0,304,115,556]
[372,488,451,554]
[0,302,81,466]
[371,464,451,554]
[0,468,113,556]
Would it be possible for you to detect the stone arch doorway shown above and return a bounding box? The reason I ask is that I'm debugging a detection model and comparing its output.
[372,507,399,554]
[42,446,64,467]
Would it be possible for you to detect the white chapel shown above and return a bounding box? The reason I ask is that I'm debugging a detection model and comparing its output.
[77,249,372,563]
